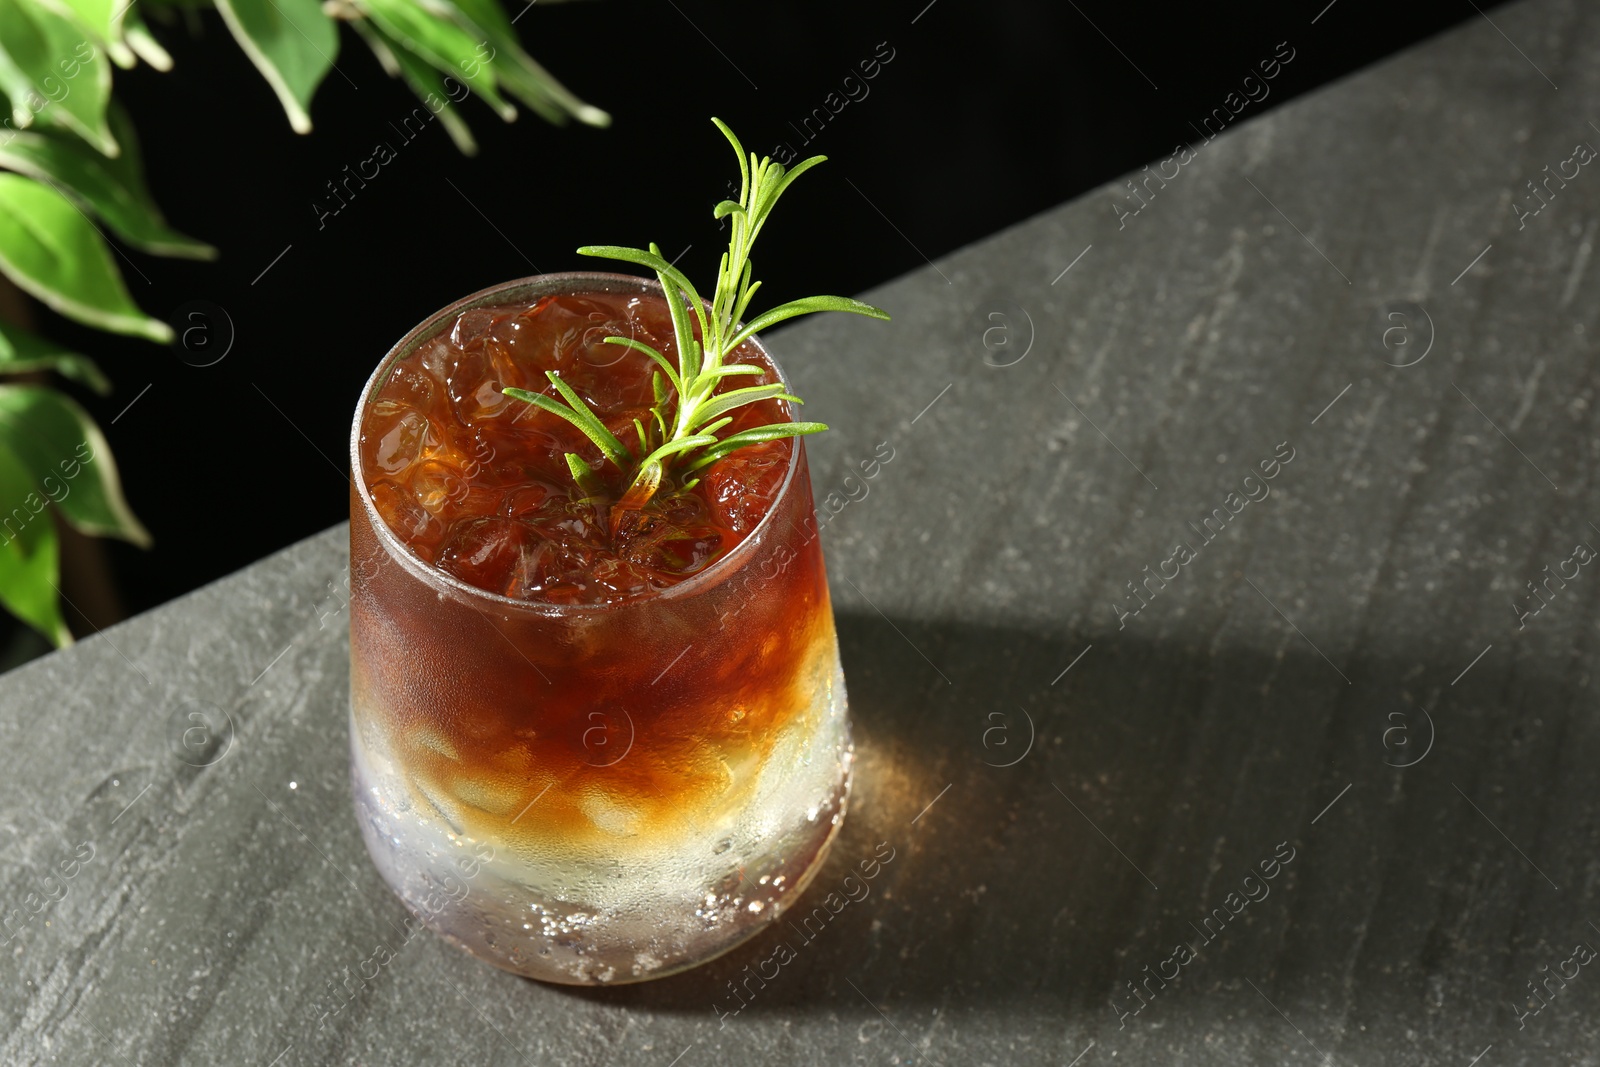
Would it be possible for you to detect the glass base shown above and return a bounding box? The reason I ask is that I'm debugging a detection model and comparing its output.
[348,670,852,985]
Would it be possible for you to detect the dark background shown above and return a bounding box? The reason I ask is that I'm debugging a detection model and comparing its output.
[50,0,1508,628]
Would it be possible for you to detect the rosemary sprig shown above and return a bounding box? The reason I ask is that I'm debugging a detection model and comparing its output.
[503,117,889,518]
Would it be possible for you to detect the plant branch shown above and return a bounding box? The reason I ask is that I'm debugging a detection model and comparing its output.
[506,118,890,514]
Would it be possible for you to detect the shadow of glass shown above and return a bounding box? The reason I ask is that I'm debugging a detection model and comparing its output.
[541,607,1580,1034]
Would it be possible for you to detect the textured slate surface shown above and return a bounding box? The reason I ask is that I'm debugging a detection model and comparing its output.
[5,0,1600,1063]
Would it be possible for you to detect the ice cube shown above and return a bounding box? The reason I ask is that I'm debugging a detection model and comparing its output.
[583,555,660,598]
[450,308,503,348]
[378,360,439,411]
[410,460,468,514]
[373,410,432,475]
[529,498,607,547]
[615,505,724,577]
[472,377,515,420]
[445,340,523,423]
[564,359,654,417]
[414,336,452,381]
[503,539,553,600]
[502,482,552,519]
[437,516,526,591]
[504,528,599,601]
[575,311,641,370]
[370,479,444,548]
[703,440,787,534]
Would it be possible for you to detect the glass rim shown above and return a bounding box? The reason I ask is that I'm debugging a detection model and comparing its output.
[349,270,805,617]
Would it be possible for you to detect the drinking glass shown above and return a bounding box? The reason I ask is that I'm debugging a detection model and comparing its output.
[347,272,852,984]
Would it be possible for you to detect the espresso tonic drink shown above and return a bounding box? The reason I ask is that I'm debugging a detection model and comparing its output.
[348,273,851,983]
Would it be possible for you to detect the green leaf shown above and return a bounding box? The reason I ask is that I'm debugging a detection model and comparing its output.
[0,0,116,154]
[689,383,798,429]
[0,173,172,341]
[104,102,210,253]
[214,0,336,134]
[682,421,827,473]
[649,375,669,441]
[0,123,214,258]
[698,363,765,381]
[601,334,679,393]
[711,117,749,205]
[542,372,631,465]
[0,383,149,545]
[360,21,477,155]
[576,244,705,314]
[654,258,702,382]
[490,47,608,127]
[442,0,607,126]
[120,6,172,71]
[0,442,68,645]
[564,451,602,497]
[728,294,889,351]
[31,0,130,62]
[435,0,513,50]
[501,385,574,420]
[359,0,515,121]
[635,432,716,474]
[621,458,661,506]
[349,15,399,75]
[756,154,827,223]
[502,384,629,468]
[731,268,760,324]
[0,318,107,392]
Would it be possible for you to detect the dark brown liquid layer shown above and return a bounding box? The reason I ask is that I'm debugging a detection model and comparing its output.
[349,470,835,848]
[356,290,794,606]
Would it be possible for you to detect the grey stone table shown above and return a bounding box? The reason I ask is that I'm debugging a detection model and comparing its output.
[6,0,1600,1062]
